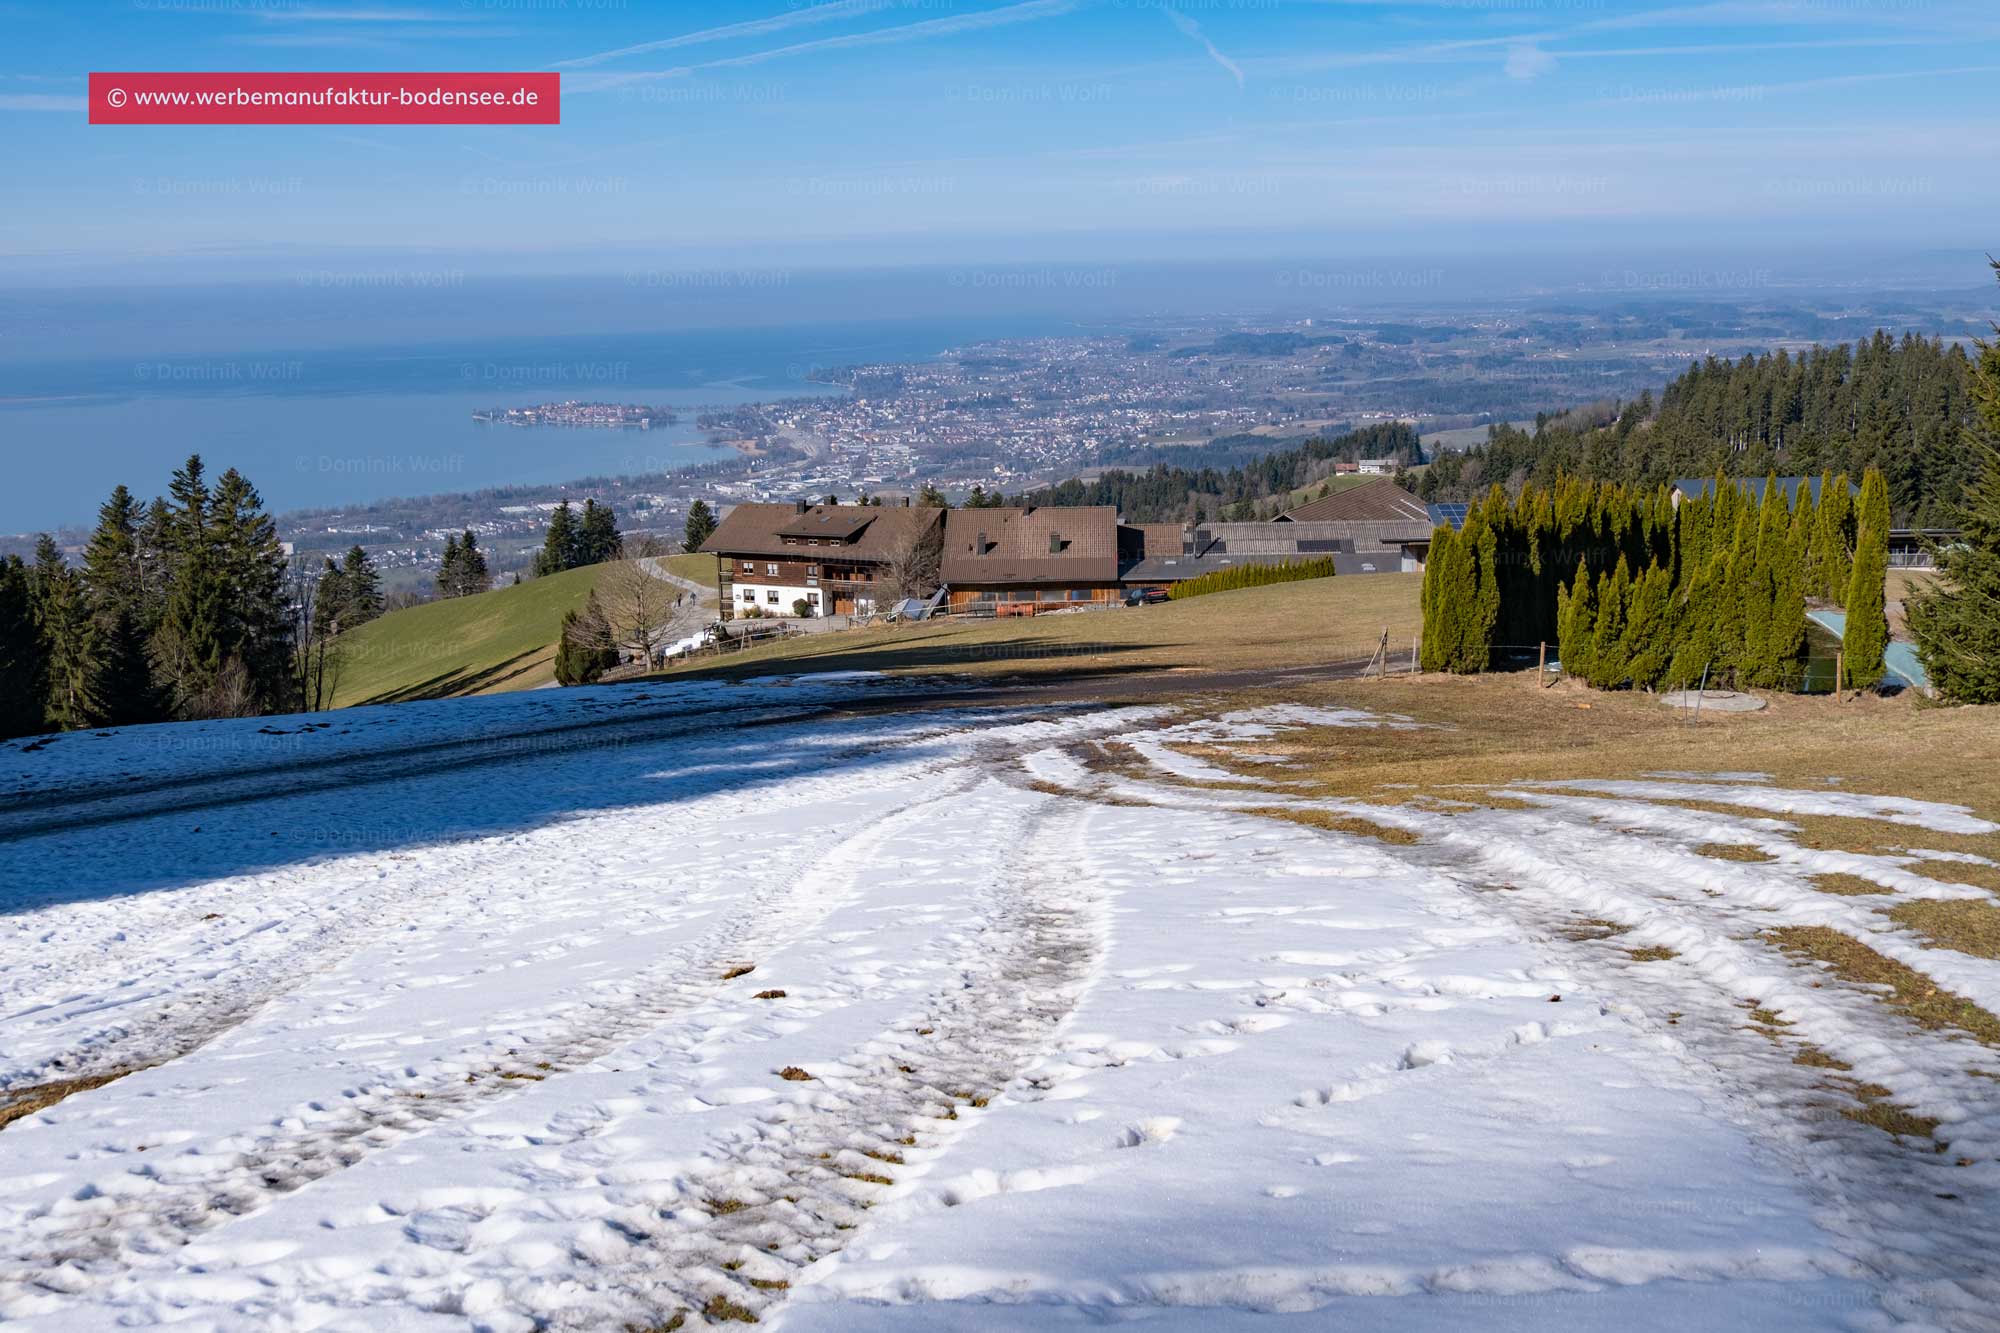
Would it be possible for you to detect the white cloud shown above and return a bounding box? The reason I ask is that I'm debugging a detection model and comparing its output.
[572,0,1081,91]
[555,0,883,70]
[1504,43,1558,81]
[1164,8,1244,89]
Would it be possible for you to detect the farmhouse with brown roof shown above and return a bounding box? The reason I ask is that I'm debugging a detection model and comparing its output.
[700,500,943,617]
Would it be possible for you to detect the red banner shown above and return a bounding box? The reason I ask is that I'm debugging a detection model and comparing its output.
[89,72,560,125]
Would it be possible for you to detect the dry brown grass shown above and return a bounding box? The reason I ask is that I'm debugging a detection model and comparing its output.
[1628,945,1678,962]
[0,1070,132,1131]
[753,989,787,1000]
[1890,900,2000,960]
[1696,843,1777,863]
[721,964,756,980]
[1244,805,1420,846]
[655,573,1424,684]
[1793,1045,1852,1070]
[703,1293,759,1324]
[1768,926,2000,1045]
[1160,674,1999,872]
[1811,873,1892,896]
[1560,918,1631,942]
[1908,860,2000,893]
[778,1066,813,1082]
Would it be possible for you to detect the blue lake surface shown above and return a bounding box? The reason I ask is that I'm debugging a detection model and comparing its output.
[0,317,1060,531]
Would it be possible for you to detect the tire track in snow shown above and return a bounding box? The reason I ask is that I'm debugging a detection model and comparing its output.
[0,771,987,1314]
[462,791,1108,1330]
[0,740,960,1124]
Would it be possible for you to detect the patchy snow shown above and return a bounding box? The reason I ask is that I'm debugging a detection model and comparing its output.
[1,684,1995,1328]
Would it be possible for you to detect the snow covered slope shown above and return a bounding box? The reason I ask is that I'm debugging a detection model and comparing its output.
[1,678,1996,1329]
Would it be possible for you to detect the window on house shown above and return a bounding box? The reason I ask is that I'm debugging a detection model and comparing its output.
[741,561,754,572]
[766,590,779,603]
[767,563,779,576]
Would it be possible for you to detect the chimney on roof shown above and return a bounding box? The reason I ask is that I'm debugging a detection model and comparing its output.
[795,499,809,514]
[1021,504,1036,516]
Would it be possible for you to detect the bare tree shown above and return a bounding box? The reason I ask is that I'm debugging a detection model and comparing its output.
[589,560,676,663]
[884,519,945,602]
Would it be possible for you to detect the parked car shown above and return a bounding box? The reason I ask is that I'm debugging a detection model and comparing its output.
[1123,586,1170,606]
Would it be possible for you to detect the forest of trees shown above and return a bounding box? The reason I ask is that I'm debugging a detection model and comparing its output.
[1908,263,2000,703]
[1420,469,1891,692]
[0,455,384,739]
[1018,422,1423,522]
[1418,333,1979,527]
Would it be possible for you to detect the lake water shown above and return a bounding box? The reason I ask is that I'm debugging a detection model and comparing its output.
[0,317,1059,532]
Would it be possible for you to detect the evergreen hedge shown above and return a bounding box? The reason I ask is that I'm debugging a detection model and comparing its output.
[1166,557,1337,601]
[1420,468,1889,691]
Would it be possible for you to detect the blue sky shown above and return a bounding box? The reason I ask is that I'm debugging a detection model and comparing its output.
[3,0,1998,277]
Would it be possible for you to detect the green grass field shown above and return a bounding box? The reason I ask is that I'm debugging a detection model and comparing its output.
[328,554,719,708]
[653,573,1424,685]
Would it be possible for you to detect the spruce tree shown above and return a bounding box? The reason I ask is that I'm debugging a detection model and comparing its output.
[1909,441,2000,701]
[456,529,491,596]
[210,468,297,713]
[1843,467,1891,688]
[683,499,717,553]
[578,500,622,566]
[537,501,577,577]
[438,534,462,598]
[339,546,382,625]
[0,556,45,739]
[1908,266,2000,702]
[81,485,161,725]
[32,536,95,730]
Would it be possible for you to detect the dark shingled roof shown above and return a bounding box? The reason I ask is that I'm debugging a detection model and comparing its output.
[943,506,1121,585]
[1279,477,1430,524]
[700,502,942,562]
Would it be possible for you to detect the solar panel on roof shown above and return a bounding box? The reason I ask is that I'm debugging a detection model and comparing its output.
[1427,503,1468,529]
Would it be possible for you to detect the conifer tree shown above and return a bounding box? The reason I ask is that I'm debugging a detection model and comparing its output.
[1556,558,1595,682]
[537,501,577,577]
[0,554,44,738]
[1621,562,1675,686]
[1816,472,1854,604]
[455,529,491,596]
[210,468,298,714]
[1587,558,1631,688]
[578,500,622,566]
[554,591,618,686]
[32,536,95,730]
[151,456,231,718]
[1909,441,2000,702]
[1843,467,1891,688]
[1908,264,2000,702]
[683,499,717,553]
[339,546,382,625]
[437,533,462,597]
[1419,525,1460,673]
[81,485,161,725]
[1462,502,1502,669]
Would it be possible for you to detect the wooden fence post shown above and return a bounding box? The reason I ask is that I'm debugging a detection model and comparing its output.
[1835,649,1845,700]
